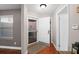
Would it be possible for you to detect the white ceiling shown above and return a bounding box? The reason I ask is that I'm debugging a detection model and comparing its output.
[0,4,21,10]
[27,4,60,17]
[0,4,60,17]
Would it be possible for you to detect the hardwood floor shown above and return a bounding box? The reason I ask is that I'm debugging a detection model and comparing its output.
[0,48,21,54]
[37,44,58,54]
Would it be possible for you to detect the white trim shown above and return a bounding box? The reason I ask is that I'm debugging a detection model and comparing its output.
[51,40,58,51]
[27,16,38,20]
[0,46,21,50]
[28,42,37,46]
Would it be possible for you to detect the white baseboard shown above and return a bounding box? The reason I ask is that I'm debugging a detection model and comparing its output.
[0,46,21,50]
[51,40,58,51]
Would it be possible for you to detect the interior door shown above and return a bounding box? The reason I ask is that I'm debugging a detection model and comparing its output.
[59,14,68,51]
[37,17,50,43]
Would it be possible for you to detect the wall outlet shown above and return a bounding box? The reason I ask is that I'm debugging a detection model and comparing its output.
[14,42,16,45]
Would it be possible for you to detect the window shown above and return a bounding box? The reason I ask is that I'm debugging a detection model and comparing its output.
[0,15,13,39]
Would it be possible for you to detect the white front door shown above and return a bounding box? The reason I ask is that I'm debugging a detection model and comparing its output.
[37,17,50,43]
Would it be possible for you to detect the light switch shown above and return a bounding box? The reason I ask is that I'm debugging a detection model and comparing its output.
[72,24,79,30]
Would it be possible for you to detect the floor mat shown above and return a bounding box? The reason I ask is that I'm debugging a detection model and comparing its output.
[28,41,48,54]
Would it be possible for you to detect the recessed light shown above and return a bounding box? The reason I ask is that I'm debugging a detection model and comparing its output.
[40,4,47,8]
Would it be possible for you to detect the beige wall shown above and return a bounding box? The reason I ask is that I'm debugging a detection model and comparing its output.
[52,4,79,51]
[69,4,79,50]
[0,9,21,47]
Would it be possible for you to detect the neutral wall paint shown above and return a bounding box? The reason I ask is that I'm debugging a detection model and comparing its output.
[52,4,79,51]
[27,12,38,20]
[0,9,21,47]
[69,4,79,50]
[21,5,28,54]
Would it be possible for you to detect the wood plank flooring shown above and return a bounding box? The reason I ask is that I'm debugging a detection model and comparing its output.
[37,44,58,54]
[0,48,21,54]
[0,43,57,54]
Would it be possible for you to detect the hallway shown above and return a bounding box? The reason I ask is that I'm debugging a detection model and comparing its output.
[28,42,58,54]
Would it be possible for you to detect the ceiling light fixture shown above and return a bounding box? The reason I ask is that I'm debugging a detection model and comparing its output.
[40,4,47,8]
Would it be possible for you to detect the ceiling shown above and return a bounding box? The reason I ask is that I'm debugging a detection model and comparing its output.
[0,4,21,10]
[0,4,60,17]
[27,4,60,17]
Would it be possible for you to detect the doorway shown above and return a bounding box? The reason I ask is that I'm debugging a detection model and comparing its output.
[28,19,37,44]
[56,5,69,51]
[28,17,51,54]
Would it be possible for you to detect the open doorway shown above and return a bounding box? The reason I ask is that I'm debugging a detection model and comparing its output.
[28,19,37,44]
[28,17,51,54]
[26,4,59,54]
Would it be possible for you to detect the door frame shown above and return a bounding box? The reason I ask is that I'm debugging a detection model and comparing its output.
[56,5,69,51]
[50,17,52,46]
[28,19,37,44]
